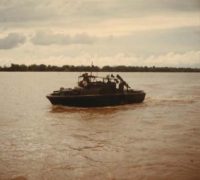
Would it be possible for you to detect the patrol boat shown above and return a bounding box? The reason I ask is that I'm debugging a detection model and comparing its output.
[46,73,145,107]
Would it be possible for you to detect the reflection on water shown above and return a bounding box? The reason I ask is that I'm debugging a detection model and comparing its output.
[50,103,149,123]
[0,72,200,180]
[50,105,125,114]
[50,104,145,116]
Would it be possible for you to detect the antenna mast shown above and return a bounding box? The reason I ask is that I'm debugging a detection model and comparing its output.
[90,61,93,75]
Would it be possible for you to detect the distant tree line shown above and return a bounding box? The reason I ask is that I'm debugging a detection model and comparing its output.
[0,64,199,72]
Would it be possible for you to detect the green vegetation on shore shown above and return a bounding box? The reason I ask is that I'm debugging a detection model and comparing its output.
[0,64,199,72]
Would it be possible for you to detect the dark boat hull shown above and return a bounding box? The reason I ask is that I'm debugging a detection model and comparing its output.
[46,91,145,107]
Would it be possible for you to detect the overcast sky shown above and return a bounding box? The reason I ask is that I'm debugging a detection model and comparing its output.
[0,0,199,67]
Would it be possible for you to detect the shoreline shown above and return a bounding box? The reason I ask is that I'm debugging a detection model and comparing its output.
[1,64,200,73]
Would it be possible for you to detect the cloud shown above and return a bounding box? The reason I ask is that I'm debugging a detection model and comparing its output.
[0,46,199,68]
[0,33,26,49]
[31,32,96,46]
[144,51,200,67]
[76,0,200,19]
[0,1,198,37]
[0,0,199,24]
[88,13,199,36]
[75,51,200,68]
[149,0,200,12]
[0,1,46,22]
[86,51,200,68]
[0,0,199,68]
[0,0,78,23]
[103,26,200,55]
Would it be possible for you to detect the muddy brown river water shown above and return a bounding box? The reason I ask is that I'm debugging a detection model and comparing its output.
[0,72,200,180]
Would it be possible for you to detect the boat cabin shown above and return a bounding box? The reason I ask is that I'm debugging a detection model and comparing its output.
[78,73,130,93]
